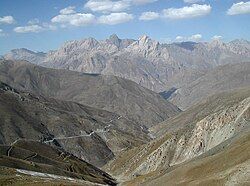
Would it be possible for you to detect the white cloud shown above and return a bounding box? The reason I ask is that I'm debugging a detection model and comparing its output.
[60,6,76,15]
[212,35,222,40]
[14,25,44,33]
[163,4,211,19]
[85,0,130,13]
[176,36,184,41]
[139,11,159,20]
[227,1,250,15]
[51,13,96,26]
[189,34,202,41]
[28,18,40,25]
[175,34,202,42]
[183,0,204,4]
[52,6,133,27]
[14,23,56,33]
[0,28,6,36]
[98,12,133,25]
[42,23,57,31]
[84,0,157,13]
[0,16,15,24]
[160,37,172,44]
[132,0,158,5]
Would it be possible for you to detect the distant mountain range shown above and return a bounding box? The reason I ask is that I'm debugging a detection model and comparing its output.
[4,35,250,94]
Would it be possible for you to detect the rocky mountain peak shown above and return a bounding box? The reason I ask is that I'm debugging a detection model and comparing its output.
[60,37,99,52]
[4,48,46,65]
[208,39,225,49]
[11,48,30,53]
[227,39,250,55]
[109,34,120,41]
[10,48,43,55]
[136,35,160,52]
[84,37,99,48]
[107,34,121,47]
[139,35,150,44]
[230,39,249,45]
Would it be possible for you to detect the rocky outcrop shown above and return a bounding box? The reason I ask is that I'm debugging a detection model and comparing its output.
[171,97,249,165]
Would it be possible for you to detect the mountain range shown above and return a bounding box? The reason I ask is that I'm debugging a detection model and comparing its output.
[1,35,250,185]
[4,35,250,109]
[4,35,250,93]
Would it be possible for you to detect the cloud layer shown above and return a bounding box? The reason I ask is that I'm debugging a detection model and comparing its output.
[98,12,133,25]
[176,34,202,42]
[14,25,44,33]
[133,0,158,5]
[84,0,158,13]
[14,23,56,33]
[183,0,204,4]
[139,11,159,20]
[0,28,6,36]
[85,0,130,13]
[60,6,76,15]
[163,4,211,19]
[227,1,250,15]
[0,16,15,24]
[212,35,223,40]
[51,13,96,26]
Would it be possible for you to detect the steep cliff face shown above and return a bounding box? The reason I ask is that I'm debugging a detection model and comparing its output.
[105,88,250,181]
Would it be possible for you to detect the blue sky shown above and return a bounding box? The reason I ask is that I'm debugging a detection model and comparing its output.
[0,0,250,54]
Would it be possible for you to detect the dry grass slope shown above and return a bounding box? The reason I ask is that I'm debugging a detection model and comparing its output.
[0,140,116,185]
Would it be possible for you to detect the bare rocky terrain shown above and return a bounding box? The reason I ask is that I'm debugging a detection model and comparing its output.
[105,88,250,185]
